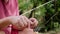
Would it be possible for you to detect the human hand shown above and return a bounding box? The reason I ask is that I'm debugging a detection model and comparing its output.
[8,16,38,30]
[19,28,34,34]
[29,18,38,29]
[8,15,32,30]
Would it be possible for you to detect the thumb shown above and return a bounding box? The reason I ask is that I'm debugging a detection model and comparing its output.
[27,22,30,29]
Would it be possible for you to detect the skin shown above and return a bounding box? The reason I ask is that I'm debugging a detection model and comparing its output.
[18,21,34,34]
[18,19,38,34]
[0,15,38,30]
[19,28,34,34]
[29,18,38,29]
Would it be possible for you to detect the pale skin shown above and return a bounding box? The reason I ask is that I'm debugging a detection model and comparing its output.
[0,16,38,34]
[0,15,38,34]
[0,15,38,30]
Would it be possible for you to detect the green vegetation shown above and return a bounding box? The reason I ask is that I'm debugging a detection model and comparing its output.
[18,0,60,33]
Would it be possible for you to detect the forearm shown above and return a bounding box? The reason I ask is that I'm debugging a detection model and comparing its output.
[0,18,11,30]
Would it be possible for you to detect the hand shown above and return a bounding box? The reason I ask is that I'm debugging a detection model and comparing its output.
[19,28,34,34]
[29,18,38,29]
[7,16,22,30]
[8,15,32,30]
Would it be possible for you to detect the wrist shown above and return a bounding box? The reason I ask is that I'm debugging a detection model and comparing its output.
[0,17,11,30]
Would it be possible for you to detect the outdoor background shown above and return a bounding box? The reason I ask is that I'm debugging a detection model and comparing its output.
[18,0,60,34]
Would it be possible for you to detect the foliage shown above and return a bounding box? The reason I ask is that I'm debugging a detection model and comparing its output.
[18,0,60,32]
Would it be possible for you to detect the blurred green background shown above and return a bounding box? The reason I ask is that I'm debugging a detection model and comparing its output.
[18,0,60,34]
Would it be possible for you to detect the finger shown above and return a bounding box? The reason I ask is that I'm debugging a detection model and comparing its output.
[30,18,38,26]
[29,18,35,26]
[29,18,36,22]
[23,16,33,28]
[18,17,24,27]
[21,16,35,28]
[27,21,30,28]
[21,16,27,27]
[29,18,38,28]
[33,19,38,27]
